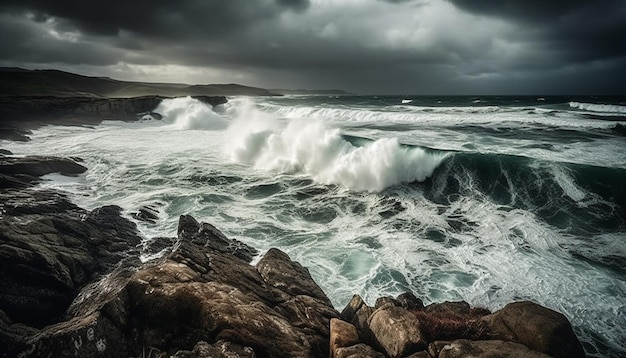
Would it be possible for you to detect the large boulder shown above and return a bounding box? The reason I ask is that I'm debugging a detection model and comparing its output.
[335,343,385,358]
[0,155,86,180]
[23,216,340,358]
[482,301,585,358]
[340,294,376,338]
[257,248,332,304]
[429,339,551,358]
[0,156,141,329]
[367,306,428,358]
[330,318,360,358]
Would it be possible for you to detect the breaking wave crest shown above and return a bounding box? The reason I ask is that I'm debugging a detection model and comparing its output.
[225,101,448,192]
[155,96,228,130]
[569,101,626,114]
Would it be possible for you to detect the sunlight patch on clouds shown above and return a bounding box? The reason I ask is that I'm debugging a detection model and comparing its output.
[107,63,247,84]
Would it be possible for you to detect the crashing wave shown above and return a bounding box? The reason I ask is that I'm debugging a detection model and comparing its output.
[569,102,626,114]
[155,96,228,130]
[225,101,448,192]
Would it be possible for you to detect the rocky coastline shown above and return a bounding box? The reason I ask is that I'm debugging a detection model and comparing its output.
[0,95,586,357]
[0,95,227,141]
[0,153,586,357]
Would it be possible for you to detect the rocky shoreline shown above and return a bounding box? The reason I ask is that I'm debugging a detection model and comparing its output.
[0,95,586,357]
[0,153,586,357]
[0,95,227,141]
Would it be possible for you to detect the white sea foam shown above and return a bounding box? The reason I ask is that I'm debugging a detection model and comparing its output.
[569,101,626,114]
[226,102,448,192]
[155,96,228,130]
[255,102,613,130]
[401,99,413,104]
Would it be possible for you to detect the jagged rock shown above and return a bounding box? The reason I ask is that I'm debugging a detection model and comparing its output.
[256,248,331,304]
[482,301,585,358]
[0,155,86,178]
[367,306,428,358]
[430,339,551,358]
[330,318,360,358]
[340,295,376,338]
[396,292,424,311]
[0,95,228,141]
[178,215,257,263]
[23,217,339,358]
[335,343,385,358]
[425,301,471,315]
[172,340,256,358]
[0,155,141,330]
[375,296,401,309]
[0,309,39,358]
[0,198,141,328]
[341,294,366,322]
[131,205,160,224]
[405,352,431,358]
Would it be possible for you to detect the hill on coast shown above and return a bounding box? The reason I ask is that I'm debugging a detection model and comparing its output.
[0,67,277,98]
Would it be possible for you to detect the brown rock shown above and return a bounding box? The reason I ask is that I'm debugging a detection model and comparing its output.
[335,343,385,358]
[375,296,401,309]
[256,248,331,304]
[425,301,470,315]
[483,301,585,358]
[330,318,360,358]
[367,306,428,358]
[433,339,550,358]
[396,292,424,311]
[23,217,340,358]
[340,294,367,323]
[172,340,256,358]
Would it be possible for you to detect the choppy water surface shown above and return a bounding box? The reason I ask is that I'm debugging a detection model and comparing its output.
[3,95,625,357]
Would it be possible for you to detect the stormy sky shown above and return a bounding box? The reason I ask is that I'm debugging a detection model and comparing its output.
[1,0,624,94]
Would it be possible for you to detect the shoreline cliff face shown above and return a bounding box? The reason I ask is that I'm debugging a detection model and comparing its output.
[0,95,227,141]
[0,154,586,357]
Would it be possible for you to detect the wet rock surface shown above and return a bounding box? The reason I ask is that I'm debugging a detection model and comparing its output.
[20,215,339,358]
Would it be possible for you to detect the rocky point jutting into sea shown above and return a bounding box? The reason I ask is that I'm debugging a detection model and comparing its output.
[0,93,589,357]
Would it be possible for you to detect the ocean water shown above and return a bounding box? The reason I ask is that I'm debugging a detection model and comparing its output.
[2,95,625,357]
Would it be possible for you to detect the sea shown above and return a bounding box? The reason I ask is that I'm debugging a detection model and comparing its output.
[2,95,625,357]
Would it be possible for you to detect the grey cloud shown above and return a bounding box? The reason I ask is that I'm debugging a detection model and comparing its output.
[275,0,310,12]
[0,0,624,94]
[0,0,304,38]
[447,0,626,61]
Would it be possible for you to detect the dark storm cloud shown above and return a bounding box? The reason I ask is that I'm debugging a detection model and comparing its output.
[0,0,624,93]
[447,0,626,61]
[0,0,307,38]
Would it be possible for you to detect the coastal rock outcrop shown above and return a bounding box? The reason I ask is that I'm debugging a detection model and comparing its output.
[0,162,141,327]
[335,294,584,358]
[0,95,227,140]
[21,215,340,357]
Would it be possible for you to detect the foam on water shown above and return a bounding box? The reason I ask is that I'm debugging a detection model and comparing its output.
[569,101,626,114]
[225,101,448,192]
[156,96,228,130]
[1,95,625,357]
[256,101,615,130]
